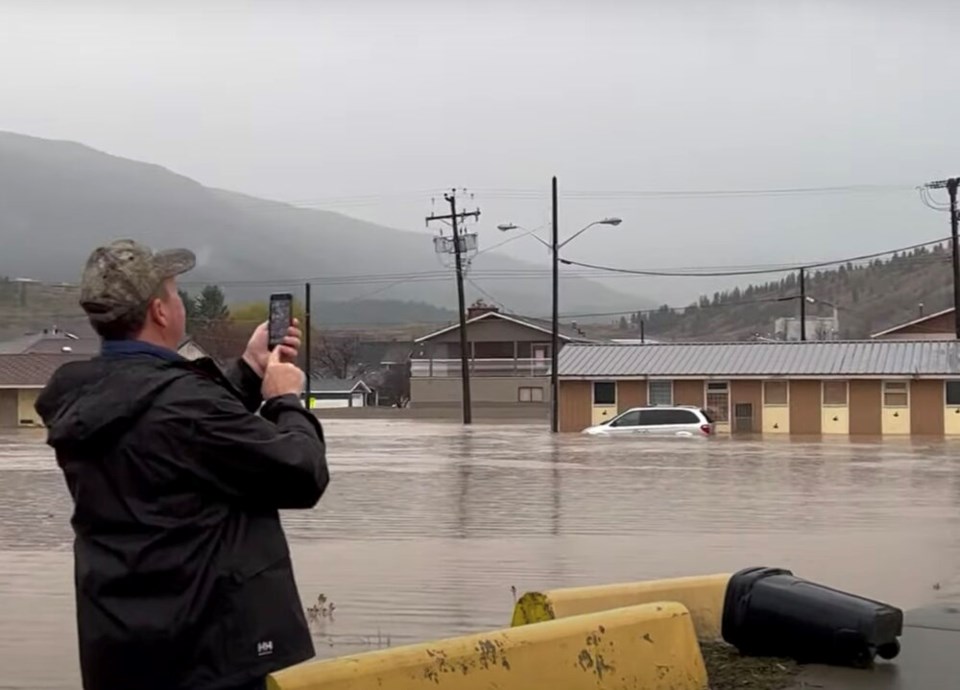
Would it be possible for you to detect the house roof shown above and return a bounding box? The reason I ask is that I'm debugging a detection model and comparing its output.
[870,308,954,338]
[0,330,100,355]
[308,377,372,394]
[0,353,91,388]
[414,310,588,344]
[558,340,960,379]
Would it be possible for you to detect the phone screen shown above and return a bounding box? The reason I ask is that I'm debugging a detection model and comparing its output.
[268,294,293,350]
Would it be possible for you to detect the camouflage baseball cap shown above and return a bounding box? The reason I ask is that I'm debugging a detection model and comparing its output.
[80,239,196,324]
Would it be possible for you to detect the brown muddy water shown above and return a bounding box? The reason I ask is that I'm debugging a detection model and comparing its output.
[2,421,959,689]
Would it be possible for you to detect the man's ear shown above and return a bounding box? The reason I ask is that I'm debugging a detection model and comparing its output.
[147,296,169,329]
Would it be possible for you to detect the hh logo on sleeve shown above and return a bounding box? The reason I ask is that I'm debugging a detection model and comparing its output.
[257,640,274,657]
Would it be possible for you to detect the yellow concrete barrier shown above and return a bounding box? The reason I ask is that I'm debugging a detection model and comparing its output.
[268,602,707,690]
[511,573,731,640]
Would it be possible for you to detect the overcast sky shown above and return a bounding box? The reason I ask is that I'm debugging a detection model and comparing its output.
[3,0,960,303]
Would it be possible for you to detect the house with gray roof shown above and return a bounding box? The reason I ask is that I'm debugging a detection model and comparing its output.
[307,377,375,409]
[410,305,592,420]
[556,340,960,436]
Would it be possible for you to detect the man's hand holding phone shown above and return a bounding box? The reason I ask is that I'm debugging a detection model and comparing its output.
[261,344,306,400]
[242,319,302,378]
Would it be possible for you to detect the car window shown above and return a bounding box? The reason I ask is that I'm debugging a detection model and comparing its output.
[644,409,700,425]
[609,410,641,427]
[669,410,701,424]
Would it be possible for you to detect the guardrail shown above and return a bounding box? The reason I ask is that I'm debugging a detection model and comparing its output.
[411,358,551,378]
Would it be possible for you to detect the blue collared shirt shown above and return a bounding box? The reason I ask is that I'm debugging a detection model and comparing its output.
[100,339,185,363]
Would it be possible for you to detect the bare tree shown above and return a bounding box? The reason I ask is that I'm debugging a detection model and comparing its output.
[312,336,363,379]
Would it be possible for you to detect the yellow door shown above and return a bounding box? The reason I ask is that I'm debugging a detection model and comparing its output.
[821,407,850,435]
[762,407,790,434]
[592,406,617,426]
[946,407,960,435]
[16,389,42,427]
[882,408,910,435]
[591,381,617,426]
[881,381,910,435]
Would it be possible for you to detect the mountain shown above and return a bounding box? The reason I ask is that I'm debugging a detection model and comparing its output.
[636,244,952,341]
[0,131,643,316]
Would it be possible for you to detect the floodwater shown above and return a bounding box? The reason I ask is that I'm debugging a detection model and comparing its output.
[2,422,960,689]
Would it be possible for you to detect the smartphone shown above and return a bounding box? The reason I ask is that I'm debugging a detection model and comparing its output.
[268,293,293,350]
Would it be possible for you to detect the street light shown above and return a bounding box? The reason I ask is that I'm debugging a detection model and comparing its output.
[499,181,622,433]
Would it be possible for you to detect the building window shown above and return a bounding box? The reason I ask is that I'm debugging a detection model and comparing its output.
[947,381,960,407]
[763,381,788,406]
[883,381,909,408]
[705,381,729,423]
[518,386,544,403]
[648,380,673,406]
[593,381,617,406]
[823,381,848,406]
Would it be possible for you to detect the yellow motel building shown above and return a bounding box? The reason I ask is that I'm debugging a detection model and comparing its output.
[557,340,960,436]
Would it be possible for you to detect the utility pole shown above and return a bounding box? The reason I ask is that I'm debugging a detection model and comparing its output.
[551,176,560,434]
[427,191,481,424]
[304,281,312,406]
[923,177,960,338]
[950,179,960,339]
[799,267,807,341]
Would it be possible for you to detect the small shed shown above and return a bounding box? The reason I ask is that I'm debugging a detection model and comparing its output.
[307,377,375,409]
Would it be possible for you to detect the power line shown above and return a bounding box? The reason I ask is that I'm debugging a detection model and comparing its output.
[286,183,914,208]
[560,236,951,278]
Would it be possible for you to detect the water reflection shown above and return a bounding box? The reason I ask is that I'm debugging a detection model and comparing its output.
[1,423,960,688]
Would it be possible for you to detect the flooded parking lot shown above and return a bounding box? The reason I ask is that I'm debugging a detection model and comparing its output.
[2,420,960,689]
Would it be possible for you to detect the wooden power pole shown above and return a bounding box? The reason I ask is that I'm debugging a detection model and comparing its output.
[426,191,481,424]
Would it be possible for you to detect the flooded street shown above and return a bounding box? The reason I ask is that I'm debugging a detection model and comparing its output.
[2,421,960,689]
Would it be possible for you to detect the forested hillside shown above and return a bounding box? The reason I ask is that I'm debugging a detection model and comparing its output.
[634,243,951,341]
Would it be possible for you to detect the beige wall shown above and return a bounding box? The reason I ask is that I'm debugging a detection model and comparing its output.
[789,381,822,435]
[411,377,551,406]
[559,381,592,432]
[16,389,42,427]
[730,380,762,434]
[849,380,882,436]
[911,380,944,436]
[617,381,646,413]
[0,390,17,428]
[673,380,705,408]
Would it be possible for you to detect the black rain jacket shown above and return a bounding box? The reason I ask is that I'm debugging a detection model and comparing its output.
[34,349,329,690]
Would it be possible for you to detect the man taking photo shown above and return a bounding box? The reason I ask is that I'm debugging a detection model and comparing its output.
[36,239,329,690]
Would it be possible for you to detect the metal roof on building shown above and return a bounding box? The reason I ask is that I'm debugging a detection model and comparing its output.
[557,340,960,378]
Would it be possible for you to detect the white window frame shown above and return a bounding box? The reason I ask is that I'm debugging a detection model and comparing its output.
[822,380,849,407]
[647,380,673,407]
[518,386,544,403]
[762,380,789,407]
[882,380,910,408]
[705,381,730,423]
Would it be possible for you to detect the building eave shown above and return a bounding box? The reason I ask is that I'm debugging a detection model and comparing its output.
[870,308,955,338]
[414,310,582,344]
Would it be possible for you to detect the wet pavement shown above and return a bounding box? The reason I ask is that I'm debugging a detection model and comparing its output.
[789,603,960,689]
[1,421,959,689]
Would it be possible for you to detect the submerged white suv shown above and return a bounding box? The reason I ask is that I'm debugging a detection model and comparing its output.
[583,406,716,437]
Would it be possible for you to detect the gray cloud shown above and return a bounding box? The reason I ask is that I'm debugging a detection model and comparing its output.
[2,0,958,304]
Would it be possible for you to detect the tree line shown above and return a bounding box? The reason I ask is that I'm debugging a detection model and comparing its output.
[616,243,953,341]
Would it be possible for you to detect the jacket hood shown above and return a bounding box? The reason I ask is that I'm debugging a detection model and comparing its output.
[36,356,188,448]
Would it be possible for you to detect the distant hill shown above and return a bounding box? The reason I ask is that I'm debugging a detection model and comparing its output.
[0,278,454,342]
[0,131,643,316]
[634,244,953,341]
